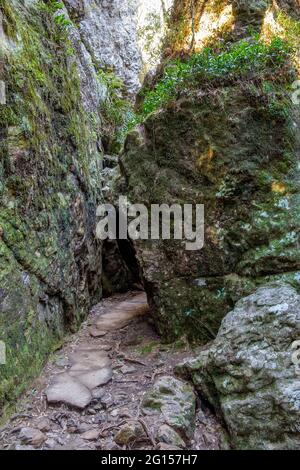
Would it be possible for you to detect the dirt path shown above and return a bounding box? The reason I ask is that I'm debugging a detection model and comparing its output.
[0,292,223,450]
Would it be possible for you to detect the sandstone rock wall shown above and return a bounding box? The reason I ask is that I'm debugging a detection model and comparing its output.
[0,0,104,412]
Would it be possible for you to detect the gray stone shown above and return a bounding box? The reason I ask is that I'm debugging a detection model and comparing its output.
[142,376,196,439]
[19,428,46,448]
[44,438,57,449]
[46,342,113,408]
[157,424,186,448]
[69,348,111,369]
[114,420,145,446]
[69,367,112,389]
[89,329,107,338]
[66,347,113,389]
[78,422,93,434]
[64,0,171,96]
[81,429,101,441]
[46,373,92,409]
[100,393,114,410]
[120,365,136,374]
[55,356,70,368]
[92,388,106,400]
[177,282,300,450]
[35,417,51,433]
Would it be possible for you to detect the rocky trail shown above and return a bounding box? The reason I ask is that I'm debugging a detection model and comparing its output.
[0,292,223,450]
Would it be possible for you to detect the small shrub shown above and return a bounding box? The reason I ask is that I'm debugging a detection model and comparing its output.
[137,37,292,120]
[97,70,135,152]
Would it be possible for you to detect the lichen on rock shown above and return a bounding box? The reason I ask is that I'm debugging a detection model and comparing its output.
[0,0,103,414]
[176,282,300,449]
[142,375,196,440]
[120,1,300,343]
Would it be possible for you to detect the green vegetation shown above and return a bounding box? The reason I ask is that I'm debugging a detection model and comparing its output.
[97,70,135,152]
[275,11,300,50]
[94,10,299,148]
[137,37,292,119]
[101,35,294,148]
[41,0,72,29]
[136,340,160,356]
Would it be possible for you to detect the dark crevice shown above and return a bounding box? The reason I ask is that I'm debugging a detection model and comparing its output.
[117,238,141,284]
[101,201,144,297]
[102,238,143,297]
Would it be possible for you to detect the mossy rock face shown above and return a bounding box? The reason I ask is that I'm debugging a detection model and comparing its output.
[142,376,196,440]
[176,282,300,449]
[0,0,103,414]
[121,44,300,342]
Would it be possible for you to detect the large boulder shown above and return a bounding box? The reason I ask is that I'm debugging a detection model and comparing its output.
[176,282,300,449]
[120,4,300,341]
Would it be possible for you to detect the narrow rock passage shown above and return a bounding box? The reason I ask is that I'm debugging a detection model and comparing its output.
[46,293,148,410]
[0,292,223,450]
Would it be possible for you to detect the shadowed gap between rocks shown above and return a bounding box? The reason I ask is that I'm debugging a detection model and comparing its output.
[102,237,143,298]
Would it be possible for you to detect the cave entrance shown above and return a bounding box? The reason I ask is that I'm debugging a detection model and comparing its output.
[102,238,143,298]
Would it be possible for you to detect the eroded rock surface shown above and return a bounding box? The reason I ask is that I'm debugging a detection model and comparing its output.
[0,0,103,412]
[46,373,93,410]
[19,427,46,448]
[120,2,300,341]
[114,420,146,446]
[0,0,173,415]
[176,282,300,450]
[64,0,172,96]
[142,375,196,441]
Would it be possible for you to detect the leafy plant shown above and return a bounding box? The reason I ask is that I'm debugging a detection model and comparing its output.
[137,37,291,120]
[54,13,72,29]
[41,0,72,29]
[97,70,135,152]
